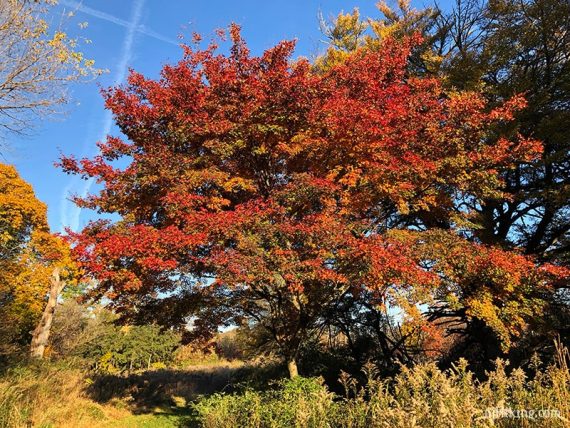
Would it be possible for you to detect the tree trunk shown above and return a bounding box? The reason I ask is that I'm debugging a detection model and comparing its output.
[287,358,299,378]
[30,267,65,359]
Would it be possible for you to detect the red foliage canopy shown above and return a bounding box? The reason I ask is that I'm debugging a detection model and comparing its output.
[60,25,567,359]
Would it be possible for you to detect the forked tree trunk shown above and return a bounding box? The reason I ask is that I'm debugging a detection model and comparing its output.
[30,267,65,359]
[287,358,299,378]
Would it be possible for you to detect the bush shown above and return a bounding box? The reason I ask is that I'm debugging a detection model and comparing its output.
[174,343,226,367]
[215,329,246,361]
[194,376,335,428]
[48,299,90,358]
[78,324,181,373]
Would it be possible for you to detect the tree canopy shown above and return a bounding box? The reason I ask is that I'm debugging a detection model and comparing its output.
[316,0,570,366]
[60,24,569,376]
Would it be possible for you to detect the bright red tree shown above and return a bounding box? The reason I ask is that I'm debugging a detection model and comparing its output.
[60,26,567,377]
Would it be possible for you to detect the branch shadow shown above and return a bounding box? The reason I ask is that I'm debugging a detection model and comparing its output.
[85,362,284,421]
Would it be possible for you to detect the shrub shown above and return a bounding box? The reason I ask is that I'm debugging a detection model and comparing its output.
[174,343,226,367]
[78,324,181,373]
[215,329,246,361]
[194,376,336,428]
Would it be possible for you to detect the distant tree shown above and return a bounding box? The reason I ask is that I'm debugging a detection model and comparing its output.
[317,0,570,368]
[0,0,102,139]
[77,321,181,373]
[316,1,443,74]
[61,25,567,378]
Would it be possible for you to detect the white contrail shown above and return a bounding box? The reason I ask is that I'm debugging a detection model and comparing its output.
[61,0,145,232]
[59,0,179,46]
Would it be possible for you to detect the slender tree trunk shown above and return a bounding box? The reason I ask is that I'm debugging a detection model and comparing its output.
[287,358,299,378]
[30,267,65,359]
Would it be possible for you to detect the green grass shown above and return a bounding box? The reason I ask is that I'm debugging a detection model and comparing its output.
[105,411,195,428]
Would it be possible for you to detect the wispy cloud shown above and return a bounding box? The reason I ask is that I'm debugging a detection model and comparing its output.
[59,0,179,46]
[60,0,146,232]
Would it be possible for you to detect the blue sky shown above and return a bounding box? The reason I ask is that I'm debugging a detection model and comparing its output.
[7,0,444,234]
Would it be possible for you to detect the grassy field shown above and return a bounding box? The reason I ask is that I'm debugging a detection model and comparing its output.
[0,359,249,428]
[1,344,569,427]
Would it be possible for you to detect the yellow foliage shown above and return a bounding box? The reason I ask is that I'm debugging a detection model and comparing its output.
[315,0,442,74]
[315,8,368,72]
[0,163,78,344]
[0,0,105,135]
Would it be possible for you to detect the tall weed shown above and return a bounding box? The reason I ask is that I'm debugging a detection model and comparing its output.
[195,343,570,428]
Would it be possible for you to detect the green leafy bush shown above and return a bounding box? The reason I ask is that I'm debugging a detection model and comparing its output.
[194,376,335,428]
[79,324,181,373]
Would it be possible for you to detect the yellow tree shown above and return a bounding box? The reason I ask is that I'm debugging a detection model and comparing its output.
[316,1,441,73]
[0,0,102,139]
[0,163,77,358]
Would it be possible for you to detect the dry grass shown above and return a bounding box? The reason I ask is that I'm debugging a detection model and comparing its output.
[2,343,569,427]
[0,358,272,427]
[0,360,133,428]
[194,343,570,428]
